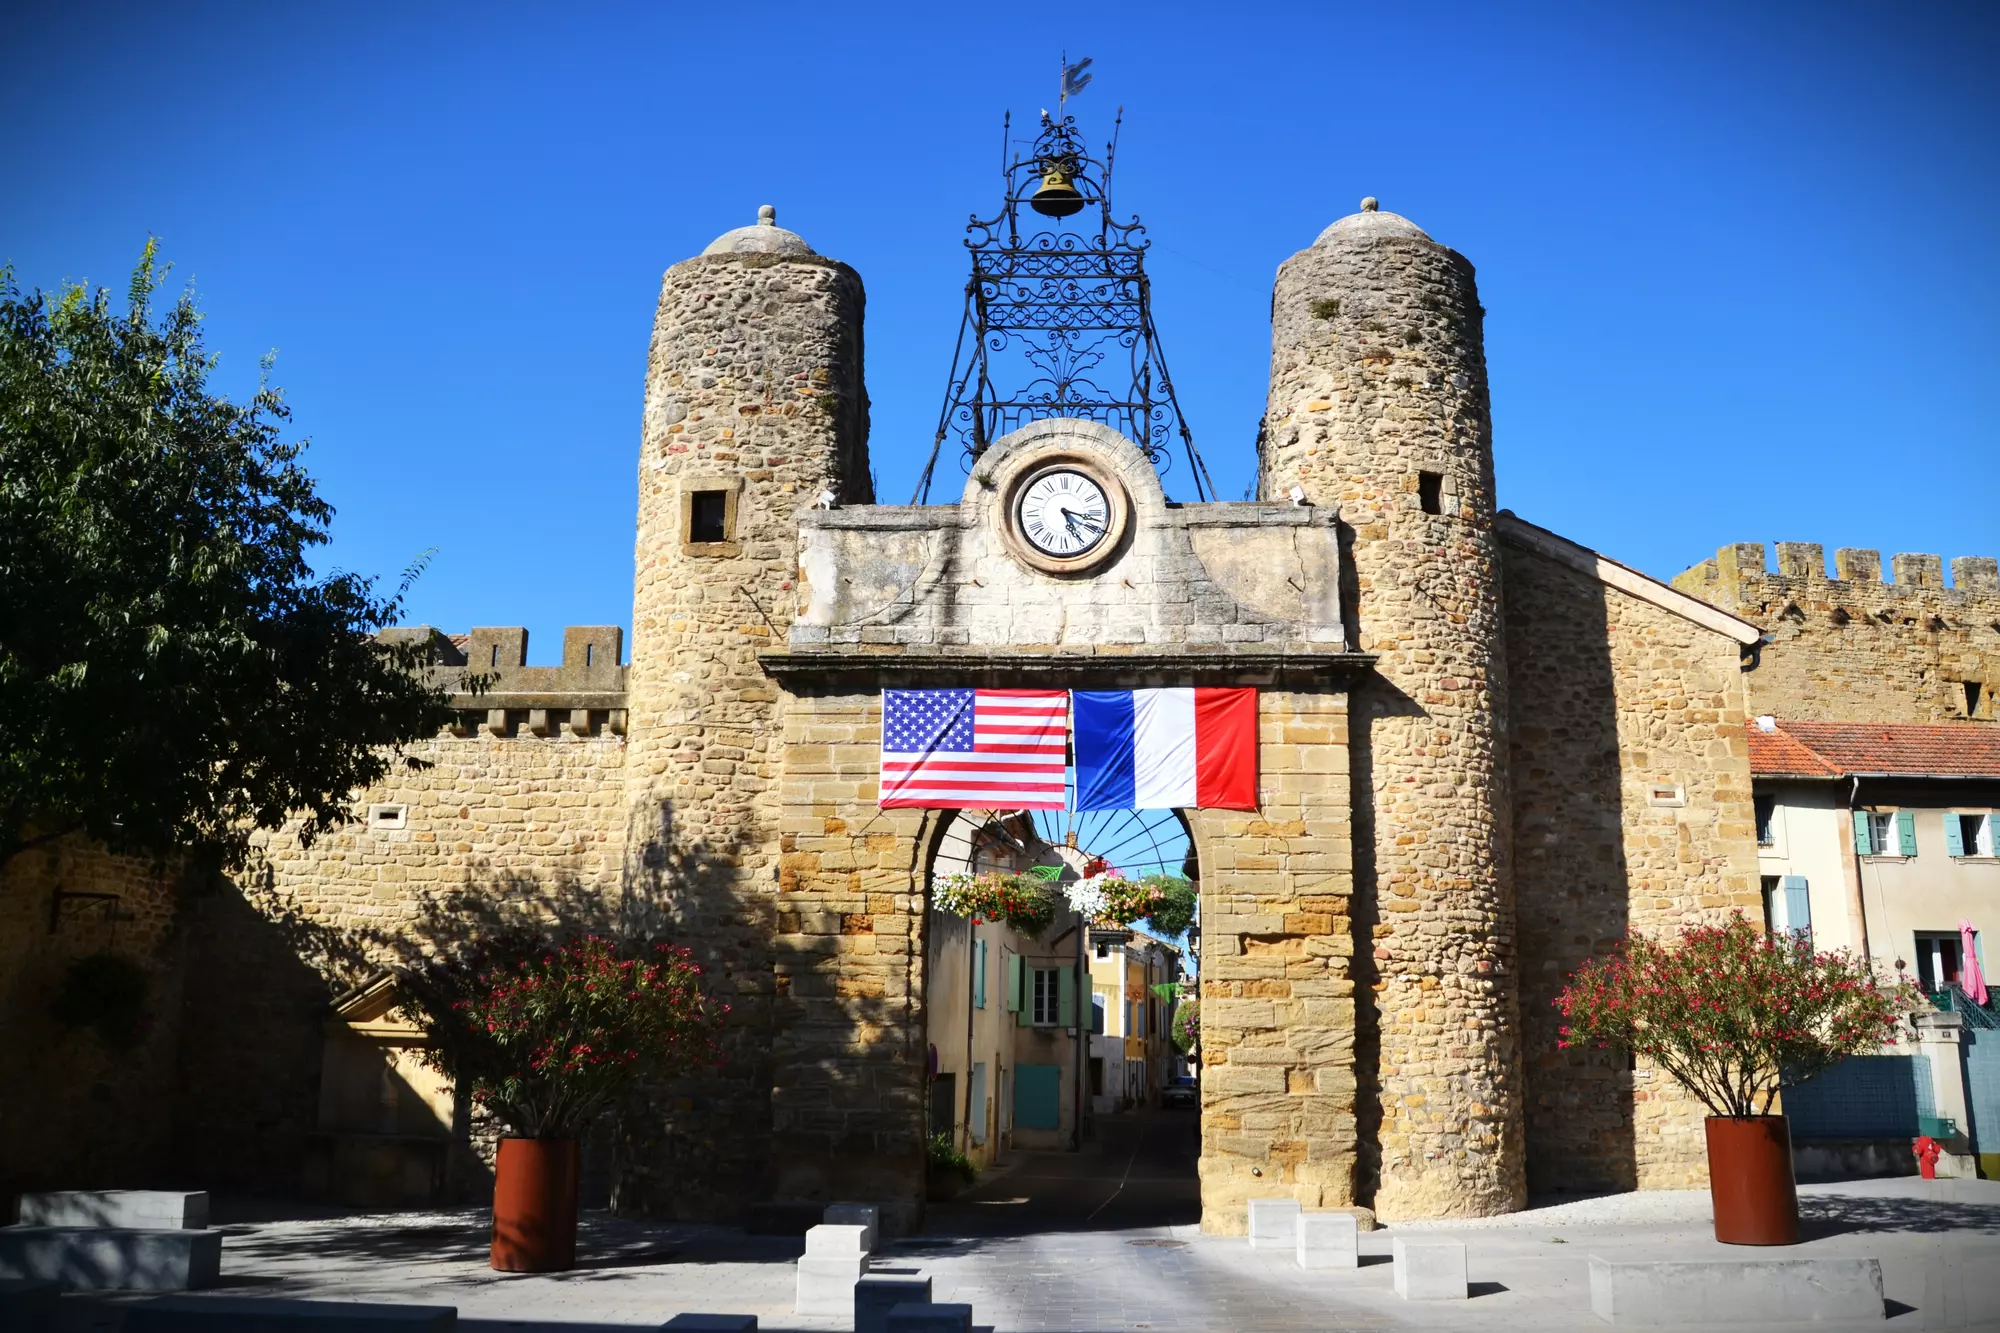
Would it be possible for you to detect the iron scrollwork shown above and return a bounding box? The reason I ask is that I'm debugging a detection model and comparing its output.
[914,112,1216,503]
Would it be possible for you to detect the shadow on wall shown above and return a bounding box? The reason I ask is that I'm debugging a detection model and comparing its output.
[1501,549,1637,1195]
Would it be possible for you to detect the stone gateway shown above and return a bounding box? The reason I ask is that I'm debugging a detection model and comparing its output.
[39,188,1954,1234]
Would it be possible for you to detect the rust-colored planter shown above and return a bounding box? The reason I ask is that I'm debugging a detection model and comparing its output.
[1705,1115,1799,1245]
[491,1137,580,1272]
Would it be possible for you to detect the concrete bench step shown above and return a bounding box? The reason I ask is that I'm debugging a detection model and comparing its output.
[0,1226,221,1291]
[1589,1255,1884,1325]
[126,1296,456,1329]
[661,1317,758,1331]
[16,1190,209,1230]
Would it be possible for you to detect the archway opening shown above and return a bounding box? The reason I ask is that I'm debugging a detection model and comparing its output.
[918,797,1200,1236]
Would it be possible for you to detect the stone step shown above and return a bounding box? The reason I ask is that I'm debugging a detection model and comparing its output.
[125,1296,457,1329]
[0,1226,222,1291]
[16,1190,209,1230]
[661,1317,758,1331]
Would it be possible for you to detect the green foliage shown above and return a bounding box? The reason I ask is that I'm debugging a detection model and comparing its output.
[402,934,726,1139]
[926,1130,977,1182]
[1090,873,1198,938]
[1556,914,1923,1117]
[1307,298,1340,320]
[1170,994,1199,1056]
[0,245,465,870]
[50,951,151,1048]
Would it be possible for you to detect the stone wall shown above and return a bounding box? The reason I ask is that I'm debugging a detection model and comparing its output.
[1261,202,1523,1220]
[1501,520,1764,1193]
[621,244,871,1218]
[1673,542,2000,725]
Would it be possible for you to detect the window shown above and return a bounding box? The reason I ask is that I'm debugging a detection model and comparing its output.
[1091,992,1106,1034]
[1096,942,1111,959]
[1914,931,1965,996]
[1031,966,1062,1026]
[1089,1057,1105,1096]
[1754,795,1776,847]
[1856,809,1916,857]
[1948,812,1996,858]
[1417,470,1444,515]
[366,803,407,831]
[973,939,987,1010]
[1966,681,1985,718]
[689,490,729,543]
[1762,874,1811,944]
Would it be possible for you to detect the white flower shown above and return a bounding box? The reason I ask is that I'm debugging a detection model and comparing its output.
[1063,874,1112,922]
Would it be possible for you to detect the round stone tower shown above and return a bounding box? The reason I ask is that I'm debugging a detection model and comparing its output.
[621,206,870,1214]
[1261,199,1524,1219]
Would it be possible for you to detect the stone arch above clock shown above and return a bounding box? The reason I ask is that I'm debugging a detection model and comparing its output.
[791,418,1347,651]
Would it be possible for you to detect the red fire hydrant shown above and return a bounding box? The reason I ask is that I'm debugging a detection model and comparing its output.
[1914,1134,1942,1180]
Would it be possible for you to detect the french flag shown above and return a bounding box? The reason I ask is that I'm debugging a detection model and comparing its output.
[1072,688,1258,811]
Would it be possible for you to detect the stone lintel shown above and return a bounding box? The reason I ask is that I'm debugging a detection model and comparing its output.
[757,647,1376,689]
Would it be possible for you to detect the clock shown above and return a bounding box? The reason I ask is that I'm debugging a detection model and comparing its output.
[998,455,1129,575]
[1016,468,1112,558]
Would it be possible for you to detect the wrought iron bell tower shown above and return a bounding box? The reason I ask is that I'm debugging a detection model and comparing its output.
[913,110,1215,502]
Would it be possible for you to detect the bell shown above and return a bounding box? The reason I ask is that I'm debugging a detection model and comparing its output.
[1030,166,1086,218]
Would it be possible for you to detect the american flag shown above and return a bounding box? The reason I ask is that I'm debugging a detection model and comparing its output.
[878,689,1069,810]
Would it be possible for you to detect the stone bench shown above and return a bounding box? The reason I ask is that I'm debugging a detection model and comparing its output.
[0,1277,60,1331]
[1588,1255,1884,1325]
[1297,1211,1359,1269]
[795,1223,870,1317]
[125,1297,456,1330]
[660,1317,757,1331]
[885,1302,972,1333]
[16,1191,208,1230]
[0,1226,221,1291]
[1391,1237,1466,1300]
[857,1274,932,1333]
[1246,1197,1300,1250]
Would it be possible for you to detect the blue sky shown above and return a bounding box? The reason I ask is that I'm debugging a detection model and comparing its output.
[4,2,1995,661]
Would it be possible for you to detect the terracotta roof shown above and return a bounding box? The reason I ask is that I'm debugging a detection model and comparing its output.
[1749,718,2000,779]
[447,634,470,653]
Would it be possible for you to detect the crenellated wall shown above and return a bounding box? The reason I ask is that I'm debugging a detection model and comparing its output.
[1674,543,2000,725]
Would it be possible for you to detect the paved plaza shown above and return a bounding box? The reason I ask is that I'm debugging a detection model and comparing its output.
[53,1114,2000,1331]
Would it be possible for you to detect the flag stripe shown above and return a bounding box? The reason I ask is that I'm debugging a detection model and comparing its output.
[1194,687,1259,810]
[1073,690,1136,811]
[1133,688,1198,808]
[878,688,1069,810]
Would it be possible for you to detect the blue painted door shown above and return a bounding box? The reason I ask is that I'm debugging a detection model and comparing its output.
[1966,1028,2000,1176]
[1014,1063,1061,1130]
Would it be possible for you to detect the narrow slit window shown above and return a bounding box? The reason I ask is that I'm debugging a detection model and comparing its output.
[1966,680,1984,717]
[585,644,595,668]
[689,490,729,543]
[1417,471,1444,515]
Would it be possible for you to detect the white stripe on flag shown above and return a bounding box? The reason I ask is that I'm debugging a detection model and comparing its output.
[1132,687,1197,808]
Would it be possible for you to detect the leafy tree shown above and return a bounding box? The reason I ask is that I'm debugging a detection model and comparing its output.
[0,243,463,871]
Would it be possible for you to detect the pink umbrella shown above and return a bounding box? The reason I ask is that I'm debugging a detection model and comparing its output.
[1961,921,1989,1007]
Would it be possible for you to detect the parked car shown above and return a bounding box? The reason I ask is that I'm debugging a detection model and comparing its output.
[1161,1079,1197,1110]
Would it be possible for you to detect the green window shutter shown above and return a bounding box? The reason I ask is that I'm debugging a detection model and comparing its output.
[1945,814,1966,857]
[1006,953,1023,1013]
[1782,875,1812,941]
[1897,810,1918,857]
[975,939,987,1010]
[1852,810,1873,856]
[1058,965,1076,1029]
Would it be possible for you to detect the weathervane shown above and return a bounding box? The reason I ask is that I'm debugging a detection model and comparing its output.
[913,61,1216,504]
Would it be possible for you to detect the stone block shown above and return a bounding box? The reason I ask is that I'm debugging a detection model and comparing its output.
[1246,1197,1300,1249]
[885,1302,973,1333]
[661,1317,757,1331]
[0,1277,59,1331]
[1390,1237,1466,1300]
[16,1191,209,1229]
[1587,1255,1883,1325]
[824,1202,880,1252]
[1296,1211,1359,1269]
[803,1222,870,1258]
[125,1296,455,1329]
[856,1275,932,1333]
[795,1254,867,1317]
[0,1226,221,1291]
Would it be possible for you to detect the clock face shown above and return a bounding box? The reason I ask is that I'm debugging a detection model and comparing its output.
[1016,469,1112,557]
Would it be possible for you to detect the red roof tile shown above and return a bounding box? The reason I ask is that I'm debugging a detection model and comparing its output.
[1749,718,2000,779]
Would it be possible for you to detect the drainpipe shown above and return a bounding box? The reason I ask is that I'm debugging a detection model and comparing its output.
[964,920,978,1155]
[1074,910,1087,1151]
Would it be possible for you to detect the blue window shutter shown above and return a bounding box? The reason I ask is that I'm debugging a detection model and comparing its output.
[1945,814,1966,857]
[1897,810,1918,857]
[975,939,987,1010]
[1058,965,1077,1029]
[1853,810,1873,855]
[1006,953,1023,1013]
[1782,875,1812,941]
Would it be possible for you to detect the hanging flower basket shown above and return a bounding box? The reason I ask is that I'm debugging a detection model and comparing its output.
[932,872,1059,938]
[1078,873,1198,938]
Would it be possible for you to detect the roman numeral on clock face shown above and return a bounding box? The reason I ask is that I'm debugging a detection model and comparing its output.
[1016,469,1111,558]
